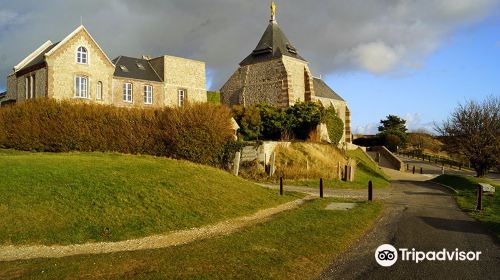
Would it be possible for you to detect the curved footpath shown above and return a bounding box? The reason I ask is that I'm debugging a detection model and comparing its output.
[0,196,315,262]
[318,165,500,280]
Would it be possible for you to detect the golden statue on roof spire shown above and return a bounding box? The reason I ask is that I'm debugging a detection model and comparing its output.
[271,0,276,21]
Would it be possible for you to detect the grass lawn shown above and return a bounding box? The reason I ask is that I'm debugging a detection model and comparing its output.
[0,150,299,246]
[0,198,382,279]
[431,174,500,238]
[285,148,390,189]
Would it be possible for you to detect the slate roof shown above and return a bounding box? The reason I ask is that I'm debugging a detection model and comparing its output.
[313,78,345,102]
[112,56,162,82]
[240,21,306,66]
[18,42,59,72]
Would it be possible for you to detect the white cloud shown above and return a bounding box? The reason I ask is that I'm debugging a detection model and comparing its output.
[0,10,21,27]
[354,123,379,135]
[404,112,435,133]
[351,41,405,74]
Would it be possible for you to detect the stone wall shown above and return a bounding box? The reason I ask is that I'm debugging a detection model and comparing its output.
[282,56,311,105]
[314,96,349,143]
[14,67,48,102]
[220,67,246,106]
[220,59,289,107]
[6,74,17,101]
[111,77,164,108]
[45,28,115,104]
[163,55,207,106]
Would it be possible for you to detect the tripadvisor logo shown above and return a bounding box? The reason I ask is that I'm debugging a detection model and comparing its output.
[375,244,482,267]
[375,244,398,267]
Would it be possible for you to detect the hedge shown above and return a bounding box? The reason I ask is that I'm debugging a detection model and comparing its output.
[0,99,235,166]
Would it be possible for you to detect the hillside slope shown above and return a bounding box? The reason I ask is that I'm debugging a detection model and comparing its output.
[0,150,297,246]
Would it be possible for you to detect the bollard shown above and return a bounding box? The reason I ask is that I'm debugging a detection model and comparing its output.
[407,164,409,171]
[420,167,423,174]
[280,176,283,196]
[476,185,483,211]
[413,166,416,174]
[344,165,348,181]
[320,178,324,198]
[368,181,373,201]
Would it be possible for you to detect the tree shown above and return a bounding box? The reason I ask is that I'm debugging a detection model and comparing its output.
[436,96,500,177]
[232,105,262,141]
[377,115,408,151]
[285,102,322,140]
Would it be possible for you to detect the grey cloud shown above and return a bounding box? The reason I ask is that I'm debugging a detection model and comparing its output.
[0,0,499,91]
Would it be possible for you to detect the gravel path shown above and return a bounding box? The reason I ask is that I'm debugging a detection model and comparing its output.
[0,196,314,262]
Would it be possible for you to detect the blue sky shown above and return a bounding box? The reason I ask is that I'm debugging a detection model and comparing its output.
[1,1,499,135]
[324,15,500,134]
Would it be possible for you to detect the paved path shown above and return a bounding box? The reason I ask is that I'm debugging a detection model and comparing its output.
[399,155,500,182]
[318,168,500,280]
[0,197,314,262]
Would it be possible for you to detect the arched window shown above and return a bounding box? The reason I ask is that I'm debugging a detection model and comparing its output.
[96,81,103,100]
[77,46,88,64]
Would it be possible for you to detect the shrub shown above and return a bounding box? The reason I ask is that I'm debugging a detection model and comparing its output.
[321,107,344,144]
[0,99,234,166]
[285,102,322,140]
[232,105,262,141]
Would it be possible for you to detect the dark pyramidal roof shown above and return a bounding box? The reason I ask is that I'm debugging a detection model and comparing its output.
[313,78,345,102]
[112,56,162,82]
[240,20,306,66]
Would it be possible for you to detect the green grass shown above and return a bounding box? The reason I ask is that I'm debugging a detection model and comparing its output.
[431,174,500,238]
[207,91,221,104]
[0,198,382,279]
[285,148,390,189]
[0,150,299,246]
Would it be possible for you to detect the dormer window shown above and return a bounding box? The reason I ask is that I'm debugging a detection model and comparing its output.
[76,46,88,64]
[120,65,129,72]
[137,63,145,70]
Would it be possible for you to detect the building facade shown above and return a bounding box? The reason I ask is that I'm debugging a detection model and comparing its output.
[220,2,352,143]
[4,25,207,108]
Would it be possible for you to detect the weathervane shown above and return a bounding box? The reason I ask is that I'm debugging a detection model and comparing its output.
[271,0,276,21]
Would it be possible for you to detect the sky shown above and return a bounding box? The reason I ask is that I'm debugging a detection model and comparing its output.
[1,0,499,134]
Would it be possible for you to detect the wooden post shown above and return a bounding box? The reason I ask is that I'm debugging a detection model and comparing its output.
[344,165,348,181]
[280,176,284,196]
[320,178,324,198]
[368,181,373,201]
[420,167,423,174]
[413,166,416,174]
[407,164,409,171]
[476,185,483,211]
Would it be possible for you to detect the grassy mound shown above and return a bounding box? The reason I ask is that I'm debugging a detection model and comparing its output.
[431,174,499,237]
[0,199,383,279]
[268,144,389,189]
[0,150,298,246]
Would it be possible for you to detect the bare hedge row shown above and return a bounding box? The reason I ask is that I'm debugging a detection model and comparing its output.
[0,99,235,166]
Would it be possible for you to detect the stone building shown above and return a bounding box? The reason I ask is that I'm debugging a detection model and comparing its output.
[4,25,206,108]
[220,2,352,143]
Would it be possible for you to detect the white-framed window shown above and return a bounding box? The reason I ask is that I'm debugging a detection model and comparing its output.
[96,81,103,100]
[144,85,153,104]
[75,76,89,98]
[123,83,133,102]
[178,89,186,107]
[76,46,88,64]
